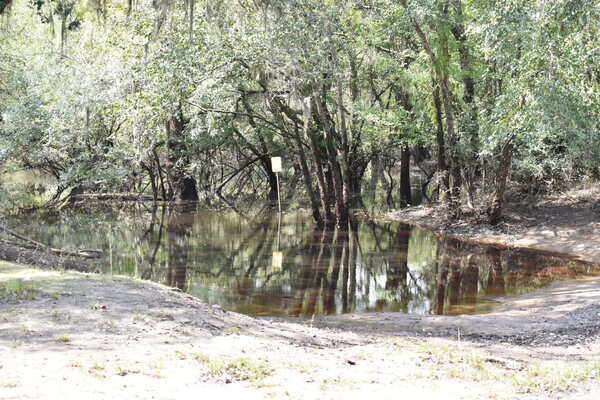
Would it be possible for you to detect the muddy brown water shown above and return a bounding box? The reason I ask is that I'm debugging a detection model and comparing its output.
[4,206,599,317]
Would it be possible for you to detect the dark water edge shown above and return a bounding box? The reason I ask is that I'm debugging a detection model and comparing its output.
[3,204,599,318]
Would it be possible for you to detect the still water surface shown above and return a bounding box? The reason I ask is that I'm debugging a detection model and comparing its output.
[6,206,599,317]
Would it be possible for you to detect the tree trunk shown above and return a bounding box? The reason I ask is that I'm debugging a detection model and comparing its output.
[258,156,278,203]
[453,16,480,207]
[451,0,480,176]
[293,130,323,226]
[399,145,412,208]
[307,131,333,223]
[487,135,515,225]
[188,0,194,39]
[347,169,364,207]
[238,98,278,203]
[166,111,198,202]
[335,154,351,226]
[311,96,347,225]
[393,86,414,209]
[368,155,381,199]
[439,74,462,217]
[59,15,66,56]
[383,162,394,206]
[438,4,462,213]
[328,150,348,226]
[433,80,449,201]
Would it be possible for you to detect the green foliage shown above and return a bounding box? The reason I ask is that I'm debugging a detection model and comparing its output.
[0,0,597,211]
[475,0,599,189]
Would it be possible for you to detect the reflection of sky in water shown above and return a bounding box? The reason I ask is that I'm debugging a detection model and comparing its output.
[5,207,600,318]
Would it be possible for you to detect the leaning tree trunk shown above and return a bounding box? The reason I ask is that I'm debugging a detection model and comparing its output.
[487,135,515,225]
[256,134,278,203]
[257,156,278,203]
[294,127,323,226]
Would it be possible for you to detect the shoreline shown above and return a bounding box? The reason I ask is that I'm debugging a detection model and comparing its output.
[384,195,600,264]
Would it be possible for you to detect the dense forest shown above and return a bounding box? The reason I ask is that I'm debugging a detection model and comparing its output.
[0,0,598,225]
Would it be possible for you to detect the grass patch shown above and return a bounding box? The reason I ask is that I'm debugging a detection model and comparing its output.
[224,326,242,335]
[414,342,498,380]
[390,338,600,395]
[201,356,273,385]
[288,361,318,374]
[512,361,600,393]
[55,335,71,343]
[0,263,81,296]
[389,338,496,380]
[320,376,355,390]
[154,311,174,320]
[132,313,146,322]
[174,350,188,360]
[91,363,105,371]
[0,279,39,301]
[193,352,210,363]
[115,366,140,376]
[87,362,107,378]
[96,319,117,331]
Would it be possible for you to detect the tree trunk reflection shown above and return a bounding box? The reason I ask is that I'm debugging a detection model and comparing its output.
[166,209,194,291]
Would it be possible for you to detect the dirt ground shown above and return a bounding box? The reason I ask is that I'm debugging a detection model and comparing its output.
[2,260,600,400]
[386,185,600,264]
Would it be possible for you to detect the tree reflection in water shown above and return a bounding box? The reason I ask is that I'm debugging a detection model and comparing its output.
[6,207,599,317]
[166,210,194,291]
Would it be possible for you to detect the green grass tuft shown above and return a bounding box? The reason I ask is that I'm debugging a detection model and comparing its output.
[0,279,39,301]
[203,356,273,385]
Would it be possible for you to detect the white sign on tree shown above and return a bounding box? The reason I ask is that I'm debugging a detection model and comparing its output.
[271,157,282,213]
[271,157,282,173]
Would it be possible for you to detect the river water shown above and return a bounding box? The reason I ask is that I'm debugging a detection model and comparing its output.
[4,205,599,317]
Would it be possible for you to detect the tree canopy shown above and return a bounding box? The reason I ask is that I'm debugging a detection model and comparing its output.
[1,0,598,223]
